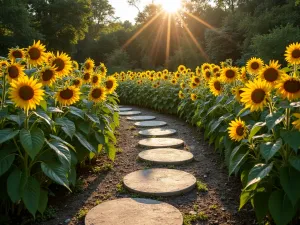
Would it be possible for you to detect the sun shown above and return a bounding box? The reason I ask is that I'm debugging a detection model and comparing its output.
[159,0,181,13]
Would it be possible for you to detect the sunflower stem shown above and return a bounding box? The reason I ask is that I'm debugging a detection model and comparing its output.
[286,108,291,130]
[1,71,6,109]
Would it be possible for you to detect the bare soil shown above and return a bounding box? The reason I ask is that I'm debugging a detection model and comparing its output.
[41,106,255,225]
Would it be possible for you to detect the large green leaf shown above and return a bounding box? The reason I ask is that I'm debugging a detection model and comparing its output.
[280,130,300,153]
[38,189,48,214]
[260,139,282,162]
[248,122,266,141]
[85,113,100,124]
[41,162,70,190]
[6,113,25,127]
[49,134,75,151]
[229,147,248,175]
[7,169,22,203]
[74,132,96,153]
[106,143,116,161]
[246,163,273,188]
[239,190,253,210]
[0,129,19,144]
[0,147,16,176]
[45,140,71,168]
[33,109,53,127]
[69,106,84,119]
[22,176,40,217]
[268,190,296,225]
[266,111,285,130]
[20,128,44,160]
[55,117,76,138]
[252,192,270,223]
[280,166,300,206]
[289,156,300,172]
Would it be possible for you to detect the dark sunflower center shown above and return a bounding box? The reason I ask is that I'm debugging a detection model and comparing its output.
[8,66,19,78]
[60,88,74,100]
[91,88,102,99]
[204,66,209,70]
[292,49,300,59]
[73,79,80,85]
[284,79,300,93]
[192,83,197,87]
[42,69,54,81]
[28,47,41,60]
[12,50,23,58]
[251,88,266,103]
[19,85,34,100]
[85,63,91,70]
[84,73,90,80]
[92,76,98,83]
[236,125,244,136]
[251,62,259,70]
[225,70,235,78]
[214,81,221,91]
[216,72,220,77]
[213,68,219,73]
[194,77,200,83]
[263,68,278,82]
[52,58,65,72]
[205,71,211,78]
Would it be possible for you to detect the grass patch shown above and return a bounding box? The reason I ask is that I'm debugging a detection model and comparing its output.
[183,212,208,225]
[76,208,89,220]
[209,204,218,210]
[116,182,127,194]
[92,163,113,174]
[196,180,208,192]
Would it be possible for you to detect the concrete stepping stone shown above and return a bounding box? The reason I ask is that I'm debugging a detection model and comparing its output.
[119,107,132,112]
[139,128,177,137]
[85,198,183,225]
[123,169,196,196]
[127,116,156,121]
[119,105,125,108]
[134,121,167,128]
[139,138,184,148]
[138,148,193,165]
[119,111,141,116]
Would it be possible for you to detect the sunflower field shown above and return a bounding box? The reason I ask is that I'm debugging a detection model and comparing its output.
[117,43,300,225]
[0,41,119,218]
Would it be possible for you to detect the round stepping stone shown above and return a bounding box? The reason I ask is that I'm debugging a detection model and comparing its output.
[85,198,183,225]
[127,116,156,121]
[119,111,141,116]
[139,128,177,137]
[138,148,193,165]
[123,169,196,196]
[119,105,125,108]
[119,107,132,112]
[134,121,167,128]
[139,138,184,148]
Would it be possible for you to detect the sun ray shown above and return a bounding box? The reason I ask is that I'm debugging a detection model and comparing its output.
[185,12,219,33]
[165,14,171,68]
[122,12,162,49]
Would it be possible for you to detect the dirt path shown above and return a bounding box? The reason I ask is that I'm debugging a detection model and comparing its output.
[42,106,255,225]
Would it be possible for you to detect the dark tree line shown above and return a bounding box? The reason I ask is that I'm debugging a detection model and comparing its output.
[1,0,300,72]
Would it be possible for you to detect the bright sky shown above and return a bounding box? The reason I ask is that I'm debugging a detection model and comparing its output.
[109,0,181,23]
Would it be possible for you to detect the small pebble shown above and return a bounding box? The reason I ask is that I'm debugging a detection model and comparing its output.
[64,218,71,223]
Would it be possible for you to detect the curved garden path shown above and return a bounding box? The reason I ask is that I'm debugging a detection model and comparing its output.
[42,106,254,225]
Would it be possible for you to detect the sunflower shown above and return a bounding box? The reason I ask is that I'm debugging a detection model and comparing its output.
[258,60,283,86]
[39,66,57,86]
[209,78,222,96]
[192,76,201,85]
[8,47,25,62]
[105,76,118,94]
[55,86,81,106]
[45,52,54,63]
[6,63,25,82]
[72,61,79,70]
[203,69,212,81]
[246,57,264,75]
[221,67,239,83]
[228,118,247,142]
[157,71,162,78]
[240,79,271,111]
[276,74,300,101]
[201,63,211,73]
[212,65,220,74]
[26,40,46,65]
[178,65,187,74]
[171,78,177,85]
[82,71,92,83]
[163,74,169,80]
[285,42,300,65]
[9,75,44,111]
[190,93,197,101]
[83,58,94,72]
[232,86,244,102]
[239,67,247,81]
[292,113,300,130]
[178,90,184,99]
[196,66,201,76]
[0,60,9,70]
[51,52,72,77]
[180,82,186,89]
[91,74,101,86]
[190,82,198,89]
[72,78,82,88]
[89,86,107,103]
